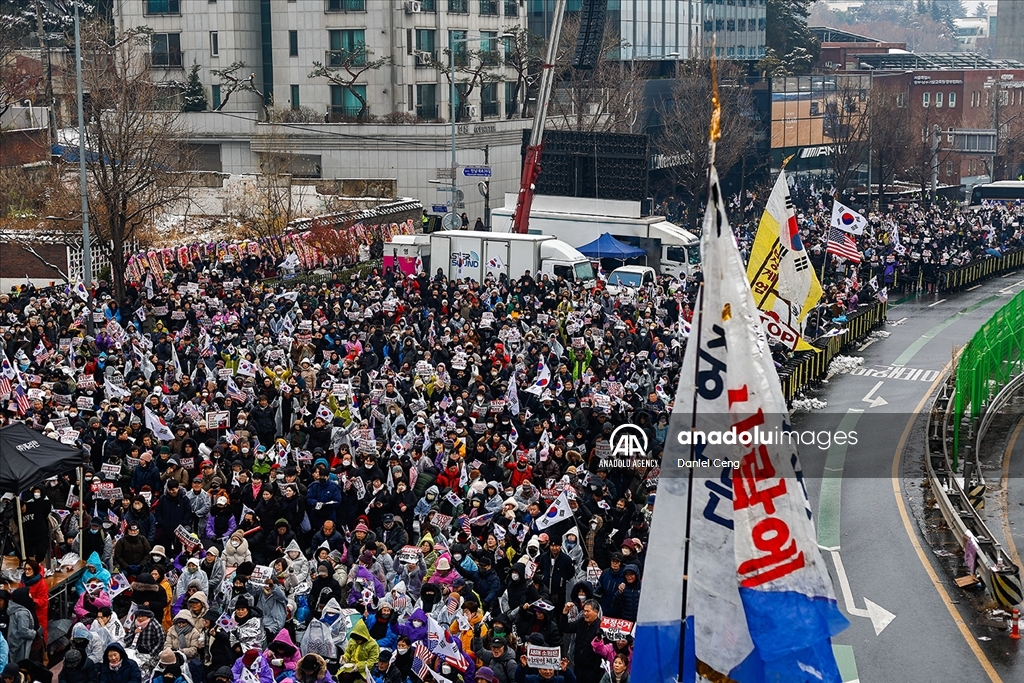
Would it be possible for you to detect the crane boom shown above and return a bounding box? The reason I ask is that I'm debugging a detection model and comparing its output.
[510,0,567,234]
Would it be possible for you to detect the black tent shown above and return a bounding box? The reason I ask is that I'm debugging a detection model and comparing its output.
[0,423,87,493]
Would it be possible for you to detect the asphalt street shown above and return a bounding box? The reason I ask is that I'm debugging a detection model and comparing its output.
[791,273,1024,683]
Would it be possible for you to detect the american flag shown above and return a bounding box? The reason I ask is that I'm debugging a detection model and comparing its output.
[458,514,471,534]
[826,226,861,263]
[412,642,433,679]
[13,385,29,414]
[0,376,10,399]
[226,379,247,403]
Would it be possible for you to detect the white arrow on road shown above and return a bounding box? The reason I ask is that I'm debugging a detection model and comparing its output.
[861,381,888,408]
[828,549,896,636]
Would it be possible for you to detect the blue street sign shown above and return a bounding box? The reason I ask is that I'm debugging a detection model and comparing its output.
[431,205,449,213]
[463,166,492,177]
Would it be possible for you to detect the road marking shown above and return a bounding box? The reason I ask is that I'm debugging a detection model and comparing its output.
[892,361,1005,683]
[861,381,888,407]
[928,299,947,307]
[891,295,999,367]
[1001,272,1015,277]
[1001,417,1024,570]
[968,284,983,291]
[857,339,876,352]
[817,409,863,549]
[841,365,941,382]
[832,644,860,683]
[999,279,1024,295]
[894,317,908,325]
[829,550,896,635]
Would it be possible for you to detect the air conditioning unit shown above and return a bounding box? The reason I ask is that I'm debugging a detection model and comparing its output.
[463,104,479,119]
[415,50,432,66]
[405,0,421,12]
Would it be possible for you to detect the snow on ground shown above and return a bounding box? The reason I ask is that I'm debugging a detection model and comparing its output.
[791,397,828,412]
[828,354,864,377]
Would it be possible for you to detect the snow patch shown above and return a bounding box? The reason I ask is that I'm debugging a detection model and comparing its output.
[791,397,828,412]
[867,329,891,341]
[828,355,864,376]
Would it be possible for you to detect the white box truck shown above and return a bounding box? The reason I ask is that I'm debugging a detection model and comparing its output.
[491,194,701,278]
[383,231,596,285]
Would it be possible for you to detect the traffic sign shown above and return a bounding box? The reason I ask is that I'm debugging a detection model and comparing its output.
[442,213,460,230]
[463,166,492,177]
[431,205,449,213]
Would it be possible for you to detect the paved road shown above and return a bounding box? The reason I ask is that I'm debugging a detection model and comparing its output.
[791,275,1024,683]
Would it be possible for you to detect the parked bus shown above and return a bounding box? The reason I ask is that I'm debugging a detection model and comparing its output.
[969,181,1024,206]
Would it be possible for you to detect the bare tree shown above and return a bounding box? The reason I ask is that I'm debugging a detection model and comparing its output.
[210,62,270,121]
[309,44,392,121]
[902,98,958,197]
[429,43,502,122]
[547,16,647,133]
[501,24,542,119]
[655,59,755,230]
[79,23,196,299]
[867,82,912,207]
[823,74,871,195]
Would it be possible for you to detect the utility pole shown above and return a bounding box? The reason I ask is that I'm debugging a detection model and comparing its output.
[483,144,490,230]
[930,124,940,203]
[33,0,57,141]
[73,0,93,335]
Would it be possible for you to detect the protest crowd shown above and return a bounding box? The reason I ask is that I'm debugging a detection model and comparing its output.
[0,239,688,683]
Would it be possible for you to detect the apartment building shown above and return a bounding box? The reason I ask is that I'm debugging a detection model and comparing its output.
[115,0,527,121]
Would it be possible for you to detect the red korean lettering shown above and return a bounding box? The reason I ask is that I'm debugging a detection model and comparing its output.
[734,443,786,515]
[737,517,805,587]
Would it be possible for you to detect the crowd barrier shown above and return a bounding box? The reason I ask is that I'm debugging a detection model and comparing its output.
[939,249,1024,292]
[779,300,888,402]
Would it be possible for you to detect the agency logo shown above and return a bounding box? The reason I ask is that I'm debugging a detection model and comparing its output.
[610,424,648,458]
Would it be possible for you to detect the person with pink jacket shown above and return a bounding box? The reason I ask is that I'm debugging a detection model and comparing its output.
[263,628,301,679]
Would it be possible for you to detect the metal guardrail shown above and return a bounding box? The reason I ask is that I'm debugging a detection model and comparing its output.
[927,380,1023,609]
[939,248,1024,293]
[778,299,888,401]
[975,371,1024,460]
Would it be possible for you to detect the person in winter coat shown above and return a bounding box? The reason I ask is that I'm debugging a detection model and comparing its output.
[130,574,168,624]
[124,608,164,656]
[598,653,630,683]
[249,580,288,636]
[175,557,210,602]
[262,628,301,679]
[222,530,252,567]
[59,645,99,683]
[155,481,193,552]
[597,553,626,616]
[305,467,342,527]
[537,540,575,606]
[78,552,112,593]
[591,633,633,669]
[609,564,640,622]
[473,636,517,683]
[98,643,142,683]
[513,655,576,683]
[426,555,458,587]
[558,599,603,682]
[163,610,203,659]
[231,595,265,653]
[367,650,404,683]
[21,559,48,644]
[339,620,379,683]
[113,523,152,574]
[200,546,226,593]
[374,515,408,556]
[73,579,112,623]
[388,607,428,644]
[264,520,297,560]
[452,554,501,613]
[449,599,488,662]
[361,601,398,652]
[4,589,37,663]
[294,653,336,683]
[207,495,238,544]
[232,649,275,683]
[347,565,385,609]
[309,562,344,620]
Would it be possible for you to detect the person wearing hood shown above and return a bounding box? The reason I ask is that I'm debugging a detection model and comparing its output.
[560,527,584,568]
[77,551,112,594]
[395,552,426,603]
[262,628,300,679]
[4,589,36,663]
[361,599,398,652]
[283,540,310,587]
[231,595,265,652]
[339,619,379,683]
[59,642,99,683]
[305,465,342,527]
[264,519,297,560]
[98,643,142,683]
[74,517,114,573]
[231,648,275,683]
[163,610,202,659]
[498,562,538,622]
[200,610,235,671]
[222,529,252,567]
[295,653,337,683]
[73,577,112,623]
[483,483,504,514]
[309,562,344,620]
[175,556,210,602]
[70,620,111,665]
[413,485,440,520]
[207,665,233,683]
[425,555,458,587]
[200,546,227,593]
[347,564,385,608]
[389,606,429,644]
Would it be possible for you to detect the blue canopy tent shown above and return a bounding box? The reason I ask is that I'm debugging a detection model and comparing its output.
[576,233,647,264]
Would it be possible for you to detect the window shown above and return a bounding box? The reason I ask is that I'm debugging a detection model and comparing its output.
[726,19,735,31]
[291,84,300,109]
[328,29,366,66]
[948,126,955,143]
[896,92,907,107]
[737,45,745,57]
[715,19,724,31]
[450,30,468,66]
[758,18,766,30]
[1000,89,1009,106]
[151,33,183,68]
[416,29,436,59]
[703,20,713,31]
[330,84,367,119]
[416,83,437,120]
[481,82,498,117]
[505,0,517,15]
[505,81,518,116]
[727,46,735,56]
[448,0,468,12]
[289,31,298,57]
[935,91,943,107]
[326,0,365,10]
[210,31,219,57]
[480,31,498,64]
[145,0,179,14]
[212,84,221,109]
[737,18,745,31]
[479,0,498,14]
[922,91,930,107]
[949,91,956,108]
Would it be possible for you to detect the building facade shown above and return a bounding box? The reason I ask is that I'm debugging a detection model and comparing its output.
[115,0,527,121]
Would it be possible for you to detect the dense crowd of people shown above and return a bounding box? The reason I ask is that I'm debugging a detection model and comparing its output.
[0,249,690,683]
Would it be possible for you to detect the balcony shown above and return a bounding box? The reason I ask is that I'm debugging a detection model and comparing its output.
[147,50,184,69]
[328,105,369,122]
[448,0,468,12]
[504,0,518,15]
[326,0,365,10]
[326,49,366,67]
[416,104,439,120]
[481,101,499,118]
[479,0,498,14]
[144,0,180,14]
